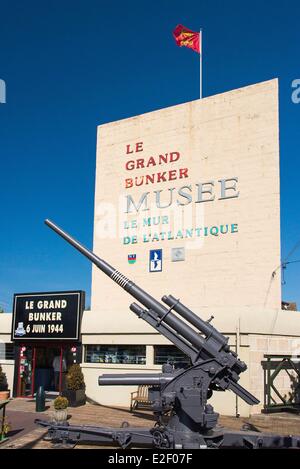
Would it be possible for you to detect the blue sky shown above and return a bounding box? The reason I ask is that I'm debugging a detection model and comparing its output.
[0,0,299,311]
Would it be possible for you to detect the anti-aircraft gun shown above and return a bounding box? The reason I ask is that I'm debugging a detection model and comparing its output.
[36,220,300,449]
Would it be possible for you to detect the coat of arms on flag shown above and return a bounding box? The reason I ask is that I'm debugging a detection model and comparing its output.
[173,24,201,54]
[128,254,136,264]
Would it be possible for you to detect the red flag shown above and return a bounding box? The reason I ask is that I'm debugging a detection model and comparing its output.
[173,24,201,54]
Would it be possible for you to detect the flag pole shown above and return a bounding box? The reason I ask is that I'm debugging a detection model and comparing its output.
[200,28,203,99]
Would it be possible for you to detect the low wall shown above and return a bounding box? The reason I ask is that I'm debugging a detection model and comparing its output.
[81,329,300,417]
[80,344,250,417]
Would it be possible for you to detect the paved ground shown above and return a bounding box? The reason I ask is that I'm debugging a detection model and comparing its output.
[3,410,38,442]
[1,398,300,449]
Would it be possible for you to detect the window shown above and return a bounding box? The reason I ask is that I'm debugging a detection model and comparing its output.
[154,345,190,368]
[85,345,146,365]
[0,343,14,360]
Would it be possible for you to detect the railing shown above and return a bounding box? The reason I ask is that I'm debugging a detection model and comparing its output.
[261,354,300,413]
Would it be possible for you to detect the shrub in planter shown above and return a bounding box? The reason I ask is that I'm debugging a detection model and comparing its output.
[62,365,86,407]
[0,365,9,400]
[54,396,69,410]
[52,396,68,424]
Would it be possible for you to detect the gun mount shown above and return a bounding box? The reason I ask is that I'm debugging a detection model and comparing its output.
[35,220,300,449]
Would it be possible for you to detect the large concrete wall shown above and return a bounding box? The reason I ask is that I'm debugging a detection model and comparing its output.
[91,79,281,326]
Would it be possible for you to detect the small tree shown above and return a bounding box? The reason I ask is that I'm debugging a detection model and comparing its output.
[66,364,85,391]
[0,365,8,391]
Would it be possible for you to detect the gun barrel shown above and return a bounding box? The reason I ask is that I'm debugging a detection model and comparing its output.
[45,220,208,354]
[98,374,173,386]
[45,219,116,278]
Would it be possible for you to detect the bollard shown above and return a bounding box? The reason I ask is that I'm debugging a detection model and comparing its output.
[36,386,45,412]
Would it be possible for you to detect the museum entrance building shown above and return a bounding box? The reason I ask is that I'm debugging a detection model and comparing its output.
[14,342,81,397]
[2,80,300,417]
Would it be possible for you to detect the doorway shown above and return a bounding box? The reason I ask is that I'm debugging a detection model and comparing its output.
[16,344,76,397]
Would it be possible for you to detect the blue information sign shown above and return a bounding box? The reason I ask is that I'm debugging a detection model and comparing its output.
[149,249,162,272]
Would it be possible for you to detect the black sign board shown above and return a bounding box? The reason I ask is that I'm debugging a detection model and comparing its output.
[11,291,85,341]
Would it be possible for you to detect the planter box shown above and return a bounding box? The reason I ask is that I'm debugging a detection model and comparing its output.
[0,390,10,401]
[62,389,86,407]
[52,409,68,424]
